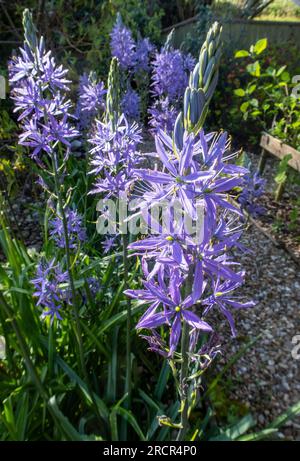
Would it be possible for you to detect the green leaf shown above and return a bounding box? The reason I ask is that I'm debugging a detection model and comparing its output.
[268,400,300,429]
[208,414,256,441]
[138,389,161,413]
[154,361,170,401]
[251,110,262,117]
[235,50,249,58]
[2,396,17,439]
[48,396,102,441]
[276,66,287,77]
[275,154,292,184]
[98,302,144,335]
[50,352,109,421]
[106,326,119,403]
[234,88,245,97]
[138,389,164,440]
[48,396,83,441]
[250,98,259,107]
[191,407,214,441]
[209,432,233,441]
[253,38,267,55]
[240,102,249,113]
[238,428,277,441]
[248,84,256,95]
[274,171,287,184]
[15,392,29,440]
[79,320,109,358]
[114,407,146,441]
[109,410,119,441]
[280,71,290,83]
[247,61,261,77]
[225,414,255,439]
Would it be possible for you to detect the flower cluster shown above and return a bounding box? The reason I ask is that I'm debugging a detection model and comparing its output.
[151,47,195,102]
[75,73,106,130]
[125,128,255,357]
[238,171,266,217]
[135,38,154,72]
[121,87,140,121]
[32,258,71,322]
[110,15,136,70]
[110,14,153,73]
[148,46,195,134]
[49,207,87,251]
[89,114,142,198]
[148,96,178,134]
[9,36,78,162]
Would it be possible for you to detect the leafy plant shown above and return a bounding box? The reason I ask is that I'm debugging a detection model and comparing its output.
[274,154,292,201]
[234,38,300,150]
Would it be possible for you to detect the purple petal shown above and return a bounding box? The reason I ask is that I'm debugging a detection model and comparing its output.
[135,169,173,184]
[155,136,177,175]
[225,299,256,309]
[192,260,203,303]
[182,310,213,331]
[169,314,181,355]
[137,312,166,329]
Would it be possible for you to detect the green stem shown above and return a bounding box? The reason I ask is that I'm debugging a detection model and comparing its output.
[122,233,131,438]
[176,320,190,441]
[176,270,193,441]
[123,234,131,398]
[51,153,83,363]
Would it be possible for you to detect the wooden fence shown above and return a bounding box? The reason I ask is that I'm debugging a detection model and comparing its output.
[162,17,300,52]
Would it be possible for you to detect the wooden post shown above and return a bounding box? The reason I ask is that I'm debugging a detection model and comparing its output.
[259,131,300,201]
[275,180,286,202]
[258,147,267,174]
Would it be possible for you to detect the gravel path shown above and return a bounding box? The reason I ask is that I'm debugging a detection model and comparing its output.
[219,223,300,440]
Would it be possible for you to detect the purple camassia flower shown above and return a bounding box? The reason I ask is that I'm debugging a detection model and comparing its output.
[151,47,195,101]
[85,277,101,298]
[148,97,178,135]
[74,74,90,129]
[102,236,118,254]
[9,36,78,161]
[49,208,86,250]
[126,268,212,355]
[121,87,140,120]
[134,38,154,72]
[18,114,77,160]
[190,332,222,368]
[31,258,71,322]
[133,129,246,222]
[140,330,169,357]
[202,274,255,337]
[75,74,106,130]
[10,38,70,91]
[125,125,254,355]
[110,15,136,70]
[89,114,142,197]
[238,172,266,217]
